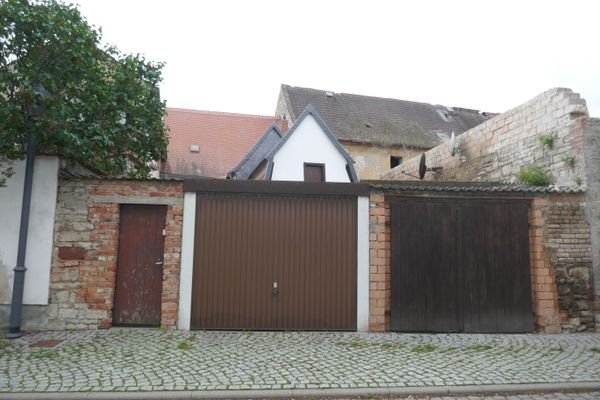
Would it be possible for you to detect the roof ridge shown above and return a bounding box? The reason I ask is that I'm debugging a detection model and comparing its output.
[281,84,493,114]
[167,107,280,120]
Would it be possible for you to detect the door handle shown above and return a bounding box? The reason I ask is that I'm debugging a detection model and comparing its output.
[272,281,279,296]
[155,261,163,265]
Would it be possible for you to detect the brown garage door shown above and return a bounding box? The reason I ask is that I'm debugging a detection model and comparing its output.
[191,192,357,330]
[391,198,533,333]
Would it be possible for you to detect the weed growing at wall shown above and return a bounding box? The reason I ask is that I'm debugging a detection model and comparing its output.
[539,133,556,149]
[517,166,553,187]
[561,154,576,169]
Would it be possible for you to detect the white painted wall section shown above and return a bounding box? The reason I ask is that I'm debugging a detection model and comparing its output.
[356,196,370,331]
[177,192,196,330]
[271,114,351,182]
[0,156,59,305]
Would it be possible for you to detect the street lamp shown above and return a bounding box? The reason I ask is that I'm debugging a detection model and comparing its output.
[6,83,51,339]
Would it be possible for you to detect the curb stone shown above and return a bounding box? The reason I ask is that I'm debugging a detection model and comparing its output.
[1,382,600,400]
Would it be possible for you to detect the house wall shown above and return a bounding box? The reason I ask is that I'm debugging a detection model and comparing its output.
[382,88,589,187]
[341,142,425,180]
[368,190,595,333]
[0,156,59,330]
[48,179,183,330]
[271,114,351,182]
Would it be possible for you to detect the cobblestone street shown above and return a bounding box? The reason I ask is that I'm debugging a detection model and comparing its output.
[1,329,600,394]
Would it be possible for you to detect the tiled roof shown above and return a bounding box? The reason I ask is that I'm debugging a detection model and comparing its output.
[366,180,585,194]
[280,85,496,148]
[163,108,287,179]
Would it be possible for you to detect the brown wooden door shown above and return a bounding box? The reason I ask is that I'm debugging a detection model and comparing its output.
[191,193,357,330]
[113,204,166,326]
[391,198,533,333]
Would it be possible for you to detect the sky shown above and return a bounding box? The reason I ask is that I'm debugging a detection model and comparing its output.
[73,0,600,117]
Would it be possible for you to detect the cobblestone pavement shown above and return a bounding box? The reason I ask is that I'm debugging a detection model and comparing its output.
[0,329,599,393]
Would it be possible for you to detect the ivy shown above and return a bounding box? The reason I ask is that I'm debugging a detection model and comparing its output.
[0,0,168,184]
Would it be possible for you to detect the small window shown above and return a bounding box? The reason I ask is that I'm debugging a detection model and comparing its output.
[390,156,403,169]
[304,163,325,182]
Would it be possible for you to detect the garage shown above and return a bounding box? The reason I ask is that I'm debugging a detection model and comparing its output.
[186,180,369,331]
[390,197,534,333]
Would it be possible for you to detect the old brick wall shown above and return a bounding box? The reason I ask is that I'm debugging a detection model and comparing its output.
[48,179,183,330]
[382,88,589,187]
[543,194,594,332]
[370,191,595,333]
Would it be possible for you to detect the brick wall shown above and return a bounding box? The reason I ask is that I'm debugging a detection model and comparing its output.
[48,179,183,330]
[382,88,589,187]
[369,191,594,333]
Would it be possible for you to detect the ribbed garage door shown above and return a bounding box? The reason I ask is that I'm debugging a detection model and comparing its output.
[191,192,357,330]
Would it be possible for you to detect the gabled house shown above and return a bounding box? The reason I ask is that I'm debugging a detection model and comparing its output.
[230,105,358,183]
[275,84,495,179]
[161,108,287,179]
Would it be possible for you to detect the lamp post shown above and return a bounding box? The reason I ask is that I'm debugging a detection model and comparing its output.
[6,83,51,339]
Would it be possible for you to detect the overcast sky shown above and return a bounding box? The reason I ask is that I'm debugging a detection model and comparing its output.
[74,0,600,117]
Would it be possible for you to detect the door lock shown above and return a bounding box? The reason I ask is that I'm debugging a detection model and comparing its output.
[272,281,279,296]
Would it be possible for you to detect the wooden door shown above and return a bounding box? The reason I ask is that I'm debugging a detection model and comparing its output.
[391,201,460,332]
[391,198,533,333]
[191,193,357,330]
[113,205,166,326]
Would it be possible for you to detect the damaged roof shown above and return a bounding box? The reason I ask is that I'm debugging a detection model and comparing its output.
[367,180,585,194]
[279,84,496,148]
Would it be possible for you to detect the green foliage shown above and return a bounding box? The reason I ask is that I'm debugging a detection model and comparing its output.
[516,166,553,187]
[465,344,494,352]
[561,154,576,169]
[538,133,555,149]
[0,338,9,350]
[411,344,437,353]
[573,176,582,186]
[28,349,58,359]
[0,0,168,180]
[177,341,191,350]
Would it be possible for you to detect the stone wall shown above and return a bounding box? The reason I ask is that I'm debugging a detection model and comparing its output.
[382,88,589,187]
[584,118,600,330]
[369,190,594,333]
[48,179,183,330]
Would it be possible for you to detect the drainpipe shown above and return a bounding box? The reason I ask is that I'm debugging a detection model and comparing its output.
[6,83,50,339]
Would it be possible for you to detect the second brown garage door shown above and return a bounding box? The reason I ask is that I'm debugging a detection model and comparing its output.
[191,192,357,331]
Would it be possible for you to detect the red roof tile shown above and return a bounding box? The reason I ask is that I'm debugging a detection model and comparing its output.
[163,108,287,178]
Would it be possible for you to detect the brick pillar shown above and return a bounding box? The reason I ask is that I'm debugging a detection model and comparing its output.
[369,191,391,331]
[160,204,183,329]
[529,197,561,333]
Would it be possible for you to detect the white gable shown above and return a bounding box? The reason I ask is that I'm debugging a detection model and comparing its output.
[270,114,351,182]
